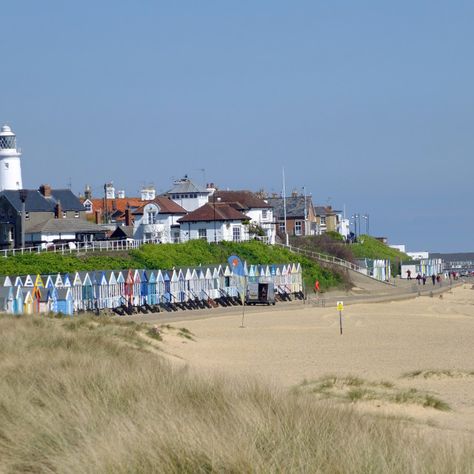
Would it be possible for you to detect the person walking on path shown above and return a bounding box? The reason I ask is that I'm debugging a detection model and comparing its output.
[314,280,320,294]
[422,275,427,285]
[431,274,436,285]
[406,269,412,280]
[416,274,422,285]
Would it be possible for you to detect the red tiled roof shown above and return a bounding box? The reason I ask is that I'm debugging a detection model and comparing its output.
[132,197,187,215]
[213,190,272,209]
[88,198,145,214]
[87,197,186,215]
[177,203,248,223]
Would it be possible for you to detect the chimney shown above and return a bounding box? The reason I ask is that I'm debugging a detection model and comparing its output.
[95,210,101,224]
[39,184,52,197]
[125,208,131,226]
[55,200,62,218]
[117,190,125,199]
[84,185,92,200]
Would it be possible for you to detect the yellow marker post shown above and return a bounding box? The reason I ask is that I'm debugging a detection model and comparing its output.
[337,301,344,335]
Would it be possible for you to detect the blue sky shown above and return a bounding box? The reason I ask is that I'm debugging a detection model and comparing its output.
[2,1,473,252]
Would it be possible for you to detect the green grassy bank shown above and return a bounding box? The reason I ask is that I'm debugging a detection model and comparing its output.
[0,240,345,290]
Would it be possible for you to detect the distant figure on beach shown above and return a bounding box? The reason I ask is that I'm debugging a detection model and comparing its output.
[422,275,427,285]
[431,274,436,285]
[416,274,422,285]
[406,269,412,280]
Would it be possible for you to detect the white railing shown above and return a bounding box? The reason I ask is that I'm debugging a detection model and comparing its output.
[0,238,154,258]
[275,242,393,284]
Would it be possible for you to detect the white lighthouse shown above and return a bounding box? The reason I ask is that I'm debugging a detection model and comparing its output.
[0,125,23,192]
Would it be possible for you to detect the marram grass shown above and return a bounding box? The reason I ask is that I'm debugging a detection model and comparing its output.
[0,315,472,473]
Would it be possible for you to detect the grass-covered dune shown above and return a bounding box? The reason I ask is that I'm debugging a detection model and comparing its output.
[0,315,472,473]
[0,240,345,290]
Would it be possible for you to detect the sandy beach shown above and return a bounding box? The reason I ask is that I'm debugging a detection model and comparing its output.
[160,285,474,436]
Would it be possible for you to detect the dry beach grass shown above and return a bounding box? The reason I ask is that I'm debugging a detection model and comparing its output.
[0,288,473,473]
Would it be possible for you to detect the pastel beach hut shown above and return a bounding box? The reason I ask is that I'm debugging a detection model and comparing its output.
[22,289,34,315]
[71,272,83,311]
[124,270,135,305]
[197,268,206,300]
[177,269,186,302]
[170,269,180,303]
[204,267,214,299]
[35,287,54,313]
[0,286,13,314]
[162,271,171,303]
[147,270,158,305]
[105,271,120,308]
[115,271,126,305]
[132,269,142,306]
[12,285,24,315]
[93,271,109,309]
[139,269,149,305]
[80,272,95,311]
[56,288,74,316]
[156,270,166,303]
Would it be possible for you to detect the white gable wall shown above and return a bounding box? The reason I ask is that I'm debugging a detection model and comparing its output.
[179,220,249,243]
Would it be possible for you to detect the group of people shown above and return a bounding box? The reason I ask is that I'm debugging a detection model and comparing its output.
[406,269,443,285]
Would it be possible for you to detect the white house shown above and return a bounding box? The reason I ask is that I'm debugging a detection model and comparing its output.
[213,190,276,244]
[131,197,186,243]
[177,202,249,243]
[165,176,212,212]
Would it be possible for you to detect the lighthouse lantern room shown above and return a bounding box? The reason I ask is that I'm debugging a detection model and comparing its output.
[0,125,23,192]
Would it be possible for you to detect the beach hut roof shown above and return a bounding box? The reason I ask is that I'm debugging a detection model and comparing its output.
[24,274,34,287]
[57,288,72,300]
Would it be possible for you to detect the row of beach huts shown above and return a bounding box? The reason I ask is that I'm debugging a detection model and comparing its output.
[0,262,303,316]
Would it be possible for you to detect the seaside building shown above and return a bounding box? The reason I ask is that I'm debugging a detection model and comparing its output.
[212,190,276,244]
[0,185,105,249]
[0,125,23,192]
[267,194,318,238]
[165,176,213,212]
[177,202,249,243]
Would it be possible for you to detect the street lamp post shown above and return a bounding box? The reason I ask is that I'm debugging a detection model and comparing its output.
[351,213,359,238]
[363,214,370,235]
[19,189,28,249]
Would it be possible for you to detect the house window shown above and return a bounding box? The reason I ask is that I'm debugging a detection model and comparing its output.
[262,210,268,219]
[294,221,302,236]
[198,228,207,240]
[25,212,30,220]
[4,162,9,169]
[84,201,92,213]
[62,211,67,218]
[320,216,326,225]
[279,222,285,232]
[75,211,79,218]
[233,227,241,242]
[147,211,157,224]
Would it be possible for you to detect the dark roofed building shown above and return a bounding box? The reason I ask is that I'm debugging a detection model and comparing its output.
[212,190,276,244]
[0,185,98,249]
[177,202,249,243]
[266,195,318,237]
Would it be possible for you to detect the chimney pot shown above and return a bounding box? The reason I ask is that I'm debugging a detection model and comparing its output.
[39,184,52,197]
